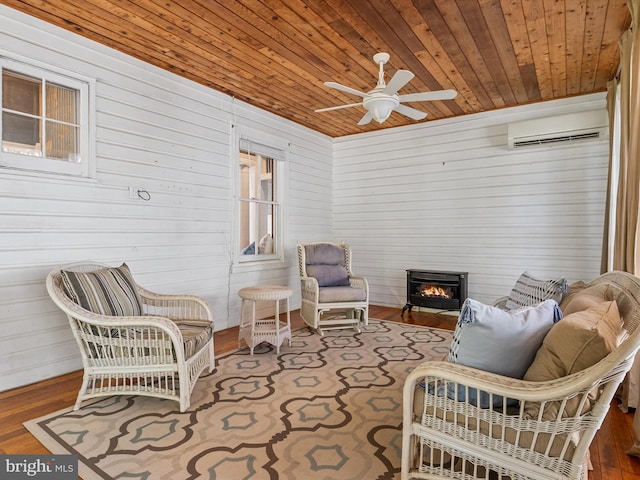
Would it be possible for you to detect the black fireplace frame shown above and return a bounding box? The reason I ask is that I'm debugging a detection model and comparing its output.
[402,269,468,315]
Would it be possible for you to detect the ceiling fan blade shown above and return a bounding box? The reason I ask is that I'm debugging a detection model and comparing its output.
[382,70,414,95]
[357,111,373,125]
[315,102,363,113]
[324,81,367,98]
[398,89,458,102]
[395,104,428,121]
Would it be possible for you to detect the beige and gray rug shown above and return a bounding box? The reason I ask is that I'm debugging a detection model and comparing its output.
[25,319,452,480]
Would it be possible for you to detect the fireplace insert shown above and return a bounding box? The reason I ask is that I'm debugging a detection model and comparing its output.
[402,269,468,315]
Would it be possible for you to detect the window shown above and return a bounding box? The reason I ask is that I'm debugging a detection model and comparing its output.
[236,132,286,264]
[1,57,92,177]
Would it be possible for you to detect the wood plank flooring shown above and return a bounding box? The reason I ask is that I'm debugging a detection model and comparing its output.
[1,305,639,480]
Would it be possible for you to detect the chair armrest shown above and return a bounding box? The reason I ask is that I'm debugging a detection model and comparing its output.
[404,359,608,405]
[349,275,368,292]
[61,299,194,362]
[137,287,213,324]
[63,297,184,338]
[299,275,319,300]
[493,296,509,309]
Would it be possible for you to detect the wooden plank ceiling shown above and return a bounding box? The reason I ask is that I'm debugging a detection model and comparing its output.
[0,0,631,137]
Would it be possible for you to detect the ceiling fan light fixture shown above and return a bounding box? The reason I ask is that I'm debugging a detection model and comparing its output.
[364,96,399,124]
[317,52,457,127]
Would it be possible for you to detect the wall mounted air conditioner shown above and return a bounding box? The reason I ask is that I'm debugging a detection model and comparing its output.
[507,110,608,149]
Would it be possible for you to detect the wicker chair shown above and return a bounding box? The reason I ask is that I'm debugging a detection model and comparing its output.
[297,241,368,335]
[402,270,640,480]
[46,261,215,412]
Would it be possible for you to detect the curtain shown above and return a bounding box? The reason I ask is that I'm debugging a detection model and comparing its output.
[602,79,617,273]
[605,0,640,457]
[605,0,640,274]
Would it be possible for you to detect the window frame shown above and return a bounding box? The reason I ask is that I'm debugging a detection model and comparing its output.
[0,55,95,178]
[233,124,288,268]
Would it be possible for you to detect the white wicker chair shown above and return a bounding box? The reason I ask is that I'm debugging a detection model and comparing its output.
[297,241,369,335]
[46,261,215,412]
[402,270,640,480]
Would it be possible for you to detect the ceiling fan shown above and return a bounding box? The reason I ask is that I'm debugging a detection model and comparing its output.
[315,52,457,126]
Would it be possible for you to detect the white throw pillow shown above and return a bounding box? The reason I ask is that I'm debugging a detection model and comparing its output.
[442,298,562,408]
[258,233,274,254]
[449,298,563,379]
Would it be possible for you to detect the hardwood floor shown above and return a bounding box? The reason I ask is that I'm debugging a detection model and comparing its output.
[1,305,639,480]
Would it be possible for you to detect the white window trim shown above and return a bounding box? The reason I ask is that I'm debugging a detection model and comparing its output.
[231,123,288,271]
[0,54,96,179]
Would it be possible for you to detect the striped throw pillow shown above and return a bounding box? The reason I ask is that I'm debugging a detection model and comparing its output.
[504,271,568,310]
[61,263,143,317]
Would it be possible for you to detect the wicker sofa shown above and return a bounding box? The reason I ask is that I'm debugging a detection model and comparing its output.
[402,270,640,480]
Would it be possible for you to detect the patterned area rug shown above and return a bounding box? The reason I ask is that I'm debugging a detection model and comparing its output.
[25,320,452,480]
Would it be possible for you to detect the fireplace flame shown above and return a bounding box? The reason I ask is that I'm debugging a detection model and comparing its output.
[420,285,452,299]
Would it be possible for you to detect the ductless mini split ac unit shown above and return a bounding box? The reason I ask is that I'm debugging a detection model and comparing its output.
[507,110,609,149]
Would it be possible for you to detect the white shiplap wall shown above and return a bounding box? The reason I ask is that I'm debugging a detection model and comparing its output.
[0,5,333,391]
[0,5,613,393]
[333,94,609,307]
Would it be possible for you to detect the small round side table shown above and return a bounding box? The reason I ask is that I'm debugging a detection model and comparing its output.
[238,285,293,355]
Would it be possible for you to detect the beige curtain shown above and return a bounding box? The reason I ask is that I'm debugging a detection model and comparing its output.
[602,79,617,274]
[606,0,640,457]
[606,0,640,274]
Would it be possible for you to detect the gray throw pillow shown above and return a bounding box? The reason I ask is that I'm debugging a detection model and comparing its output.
[306,264,350,287]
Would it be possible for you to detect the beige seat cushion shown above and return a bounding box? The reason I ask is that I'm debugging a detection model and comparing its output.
[174,319,213,358]
[523,300,622,419]
[95,319,212,361]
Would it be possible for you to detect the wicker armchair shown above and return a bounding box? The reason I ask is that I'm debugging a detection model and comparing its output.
[297,241,368,335]
[46,261,215,412]
[402,270,640,480]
